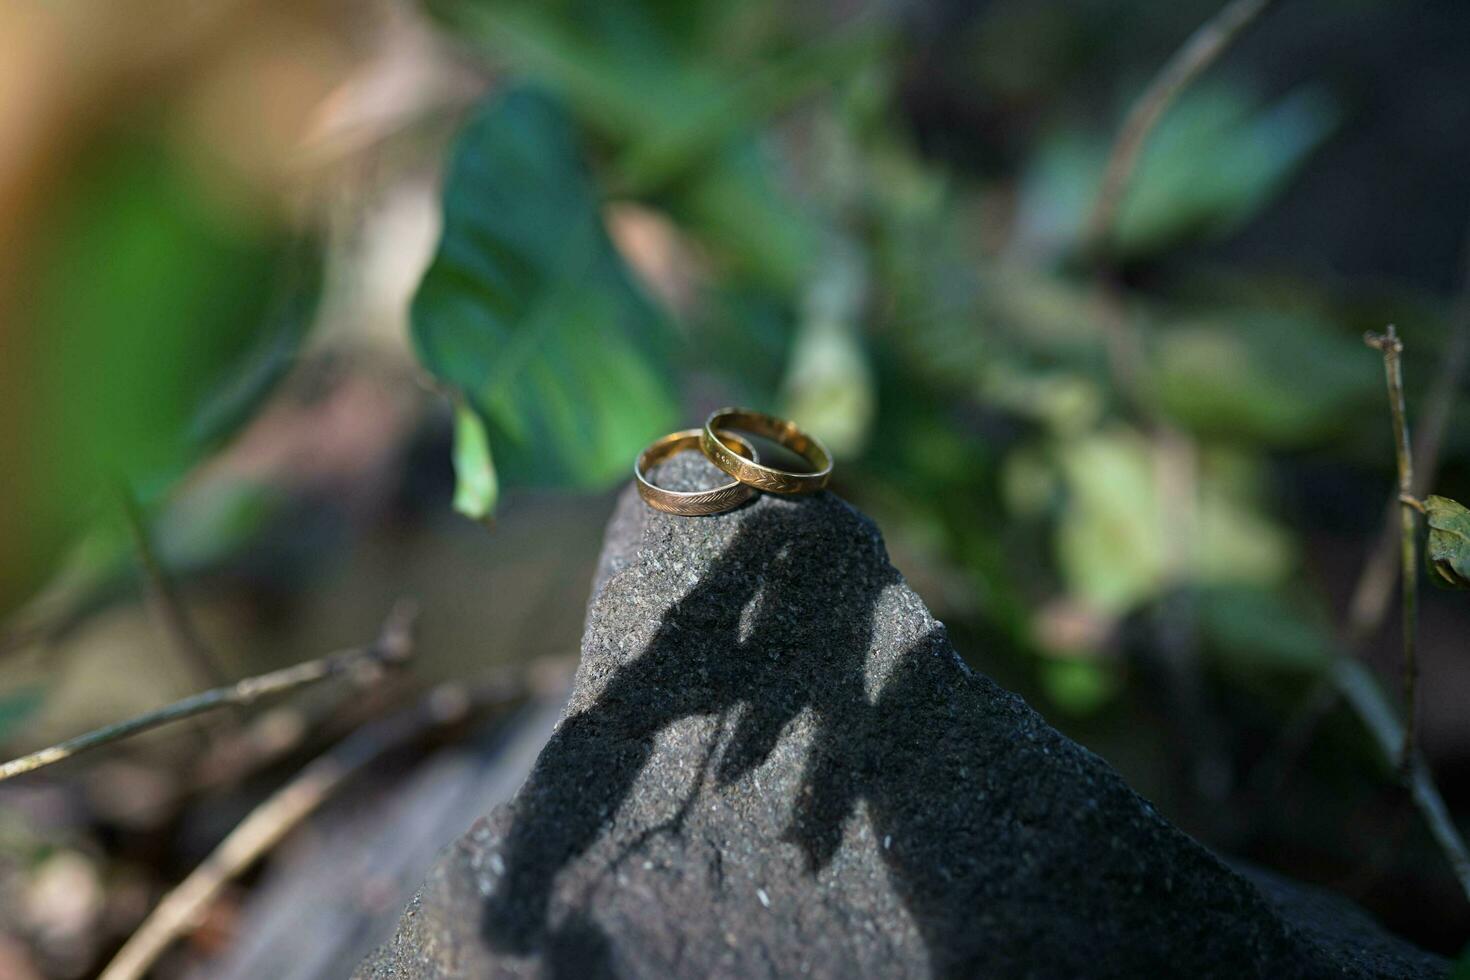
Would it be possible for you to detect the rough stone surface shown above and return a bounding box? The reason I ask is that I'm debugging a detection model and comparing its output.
[359,453,1447,979]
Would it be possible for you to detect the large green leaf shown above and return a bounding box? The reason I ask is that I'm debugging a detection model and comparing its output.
[412,87,678,496]
[429,0,878,291]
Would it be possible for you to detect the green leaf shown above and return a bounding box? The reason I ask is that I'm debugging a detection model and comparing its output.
[0,688,44,744]
[1426,495,1470,590]
[1014,84,1339,261]
[779,244,875,457]
[433,0,841,291]
[1197,587,1332,672]
[452,399,499,523]
[9,133,311,616]
[35,140,304,493]
[1040,658,1120,716]
[186,240,322,451]
[1151,311,1377,445]
[1054,430,1291,615]
[412,86,678,497]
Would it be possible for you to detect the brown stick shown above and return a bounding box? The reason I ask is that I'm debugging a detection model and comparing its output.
[1085,0,1277,257]
[96,680,496,980]
[1364,326,1420,770]
[0,600,418,782]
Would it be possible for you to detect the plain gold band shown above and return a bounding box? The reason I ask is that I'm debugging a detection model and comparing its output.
[635,429,759,516]
[700,408,832,495]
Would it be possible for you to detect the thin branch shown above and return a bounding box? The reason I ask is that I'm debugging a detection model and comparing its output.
[1330,659,1470,901]
[0,599,418,783]
[96,679,502,980]
[1364,326,1419,770]
[1264,217,1470,793]
[118,481,227,689]
[1347,229,1470,639]
[1085,0,1277,256]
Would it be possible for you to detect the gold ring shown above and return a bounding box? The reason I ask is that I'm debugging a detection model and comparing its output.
[635,429,760,516]
[700,408,832,495]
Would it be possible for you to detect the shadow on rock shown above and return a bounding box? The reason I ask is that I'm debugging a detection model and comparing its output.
[480,496,898,961]
[466,483,1443,979]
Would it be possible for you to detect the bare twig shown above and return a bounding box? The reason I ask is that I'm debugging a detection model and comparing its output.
[1330,659,1470,901]
[118,481,227,689]
[1262,219,1470,794]
[1364,326,1419,770]
[97,680,493,980]
[1085,0,1277,257]
[0,600,418,783]
[1347,233,1470,643]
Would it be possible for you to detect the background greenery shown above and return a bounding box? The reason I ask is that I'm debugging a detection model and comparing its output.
[2,0,1470,974]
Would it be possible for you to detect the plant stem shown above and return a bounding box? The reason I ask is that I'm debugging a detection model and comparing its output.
[1331,659,1470,901]
[118,480,227,689]
[1086,0,1277,257]
[1262,216,1470,797]
[96,679,502,980]
[0,599,417,783]
[1364,326,1418,772]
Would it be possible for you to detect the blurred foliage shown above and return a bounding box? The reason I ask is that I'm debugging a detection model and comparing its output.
[1015,84,1340,261]
[34,137,311,494]
[1054,431,1290,616]
[1150,310,1377,445]
[9,129,318,616]
[0,689,44,745]
[400,0,1439,723]
[428,0,873,290]
[1453,944,1470,980]
[1197,587,1334,673]
[10,0,1470,726]
[10,1,1470,969]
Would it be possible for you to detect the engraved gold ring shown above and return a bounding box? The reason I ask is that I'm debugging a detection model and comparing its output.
[636,428,760,516]
[700,408,832,495]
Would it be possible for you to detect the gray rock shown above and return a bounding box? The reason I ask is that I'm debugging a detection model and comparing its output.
[359,453,1446,979]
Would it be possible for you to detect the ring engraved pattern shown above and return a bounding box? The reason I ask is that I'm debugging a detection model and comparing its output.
[701,408,832,495]
[636,429,760,516]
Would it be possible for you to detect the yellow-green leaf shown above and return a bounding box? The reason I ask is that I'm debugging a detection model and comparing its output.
[452,399,499,524]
